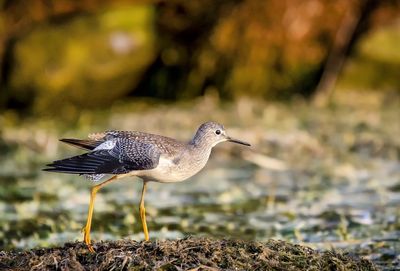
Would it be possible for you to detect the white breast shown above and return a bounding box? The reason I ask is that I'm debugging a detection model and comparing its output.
[135,155,205,183]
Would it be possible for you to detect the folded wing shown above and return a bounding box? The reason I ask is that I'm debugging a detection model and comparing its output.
[43,138,161,175]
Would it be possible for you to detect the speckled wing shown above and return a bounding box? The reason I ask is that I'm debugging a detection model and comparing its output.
[104,130,185,158]
[44,138,161,175]
[109,138,161,174]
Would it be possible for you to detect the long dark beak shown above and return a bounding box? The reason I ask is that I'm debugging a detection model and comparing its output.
[227,137,251,146]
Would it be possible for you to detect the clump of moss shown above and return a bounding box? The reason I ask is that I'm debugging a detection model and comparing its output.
[0,237,376,271]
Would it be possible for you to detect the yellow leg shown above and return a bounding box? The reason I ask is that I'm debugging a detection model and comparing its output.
[139,181,149,241]
[83,176,118,253]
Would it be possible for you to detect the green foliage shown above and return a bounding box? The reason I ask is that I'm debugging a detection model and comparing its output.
[2,1,399,116]
[339,24,400,91]
[9,5,155,114]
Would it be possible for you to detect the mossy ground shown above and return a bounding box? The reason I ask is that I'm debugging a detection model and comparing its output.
[0,237,376,271]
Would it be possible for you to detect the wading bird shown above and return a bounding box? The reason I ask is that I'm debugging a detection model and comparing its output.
[44,121,250,252]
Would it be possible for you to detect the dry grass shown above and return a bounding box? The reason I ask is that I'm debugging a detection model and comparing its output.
[0,237,376,271]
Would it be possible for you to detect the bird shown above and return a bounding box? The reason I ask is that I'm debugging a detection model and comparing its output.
[43,121,250,252]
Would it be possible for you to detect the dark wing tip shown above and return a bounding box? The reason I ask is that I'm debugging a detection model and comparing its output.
[59,138,74,144]
[59,138,102,150]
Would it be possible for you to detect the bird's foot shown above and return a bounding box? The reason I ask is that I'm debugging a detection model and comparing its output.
[85,242,95,253]
[82,227,95,253]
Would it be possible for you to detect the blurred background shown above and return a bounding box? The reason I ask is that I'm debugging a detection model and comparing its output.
[0,0,399,269]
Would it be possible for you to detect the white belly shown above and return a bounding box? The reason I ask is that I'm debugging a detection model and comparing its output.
[131,157,205,183]
[131,153,208,183]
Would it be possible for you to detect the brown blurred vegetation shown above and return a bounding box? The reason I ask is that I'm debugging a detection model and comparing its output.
[0,0,399,116]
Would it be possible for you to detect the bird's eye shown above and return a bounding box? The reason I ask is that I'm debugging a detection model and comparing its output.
[215,129,221,135]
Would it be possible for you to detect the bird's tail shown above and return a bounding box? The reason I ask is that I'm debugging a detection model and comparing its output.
[59,138,103,150]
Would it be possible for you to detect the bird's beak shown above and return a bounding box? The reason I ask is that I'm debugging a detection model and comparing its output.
[227,137,251,146]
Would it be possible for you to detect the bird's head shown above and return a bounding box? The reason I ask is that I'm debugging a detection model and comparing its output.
[191,121,251,148]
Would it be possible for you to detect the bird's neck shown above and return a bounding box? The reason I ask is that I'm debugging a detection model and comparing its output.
[189,135,212,151]
[187,138,213,162]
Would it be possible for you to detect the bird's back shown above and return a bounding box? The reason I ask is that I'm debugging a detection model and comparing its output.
[91,130,186,158]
